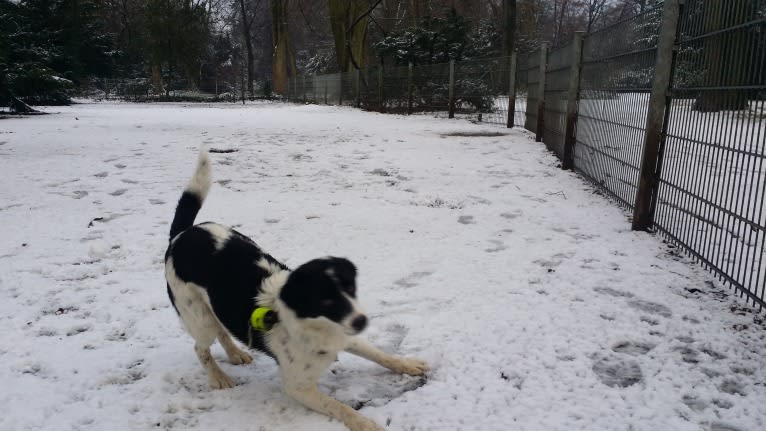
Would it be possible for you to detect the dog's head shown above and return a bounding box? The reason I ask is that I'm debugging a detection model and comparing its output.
[279,257,368,335]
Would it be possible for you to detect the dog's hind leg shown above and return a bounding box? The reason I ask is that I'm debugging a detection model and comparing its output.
[345,337,429,376]
[217,328,253,365]
[172,287,236,389]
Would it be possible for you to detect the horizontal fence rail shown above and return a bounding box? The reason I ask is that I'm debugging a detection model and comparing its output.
[284,0,765,312]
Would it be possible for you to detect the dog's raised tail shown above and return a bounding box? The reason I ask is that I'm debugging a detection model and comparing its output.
[169,148,211,240]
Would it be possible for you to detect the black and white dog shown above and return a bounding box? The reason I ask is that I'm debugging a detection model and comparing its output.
[164,149,428,431]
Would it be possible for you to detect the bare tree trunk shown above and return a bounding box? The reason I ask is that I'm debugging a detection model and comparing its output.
[151,63,164,94]
[240,0,255,98]
[328,0,378,72]
[272,0,290,94]
[502,0,516,57]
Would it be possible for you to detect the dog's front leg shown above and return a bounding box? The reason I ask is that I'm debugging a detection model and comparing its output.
[283,379,384,431]
[346,337,429,376]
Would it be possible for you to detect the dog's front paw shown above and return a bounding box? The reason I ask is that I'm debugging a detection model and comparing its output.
[394,357,430,376]
[346,415,385,431]
[228,349,253,365]
[209,371,235,389]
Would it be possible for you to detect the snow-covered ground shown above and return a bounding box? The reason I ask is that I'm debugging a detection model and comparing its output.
[0,102,764,431]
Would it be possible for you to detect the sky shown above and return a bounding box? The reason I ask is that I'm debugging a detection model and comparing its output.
[0,102,763,431]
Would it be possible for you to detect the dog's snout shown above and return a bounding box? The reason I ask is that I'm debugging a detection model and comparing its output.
[351,315,368,332]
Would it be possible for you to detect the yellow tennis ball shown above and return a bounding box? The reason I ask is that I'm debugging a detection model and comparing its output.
[251,307,276,331]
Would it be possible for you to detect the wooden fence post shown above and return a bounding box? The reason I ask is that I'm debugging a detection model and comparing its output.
[507,52,517,128]
[378,66,384,112]
[407,62,414,115]
[562,32,585,170]
[632,0,682,230]
[338,73,343,106]
[448,60,456,118]
[302,75,307,103]
[535,43,547,142]
[355,69,361,108]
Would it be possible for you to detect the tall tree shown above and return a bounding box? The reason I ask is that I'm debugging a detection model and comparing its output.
[145,0,209,95]
[271,0,293,93]
[0,0,112,106]
[502,0,516,56]
[239,0,256,98]
[583,0,608,33]
[328,0,379,72]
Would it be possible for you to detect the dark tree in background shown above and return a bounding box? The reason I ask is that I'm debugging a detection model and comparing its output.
[238,0,257,98]
[145,0,209,95]
[502,0,516,56]
[0,0,112,106]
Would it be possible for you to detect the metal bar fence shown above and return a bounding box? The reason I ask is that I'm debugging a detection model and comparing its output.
[543,41,576,159]
[654,0,766,308]
[574,4,664,209]
[282,0,765,311]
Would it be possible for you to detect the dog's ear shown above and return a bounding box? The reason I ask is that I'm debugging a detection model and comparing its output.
[329,257,357,289]
[280,264,312,305]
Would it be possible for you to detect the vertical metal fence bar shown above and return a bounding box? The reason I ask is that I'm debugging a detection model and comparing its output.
[354,69,362,108]
[378,66,386,112]
[507,52,517,128]
[407,62,413,115]
[632,0,682,231]
[448,60,456,119]
[536,44,547,142]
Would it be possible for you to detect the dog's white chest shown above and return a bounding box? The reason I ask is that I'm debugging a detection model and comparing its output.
[266,325,347,380]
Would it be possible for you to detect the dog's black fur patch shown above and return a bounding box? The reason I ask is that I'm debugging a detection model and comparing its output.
[280,258,358,324]
[166,223,288,354]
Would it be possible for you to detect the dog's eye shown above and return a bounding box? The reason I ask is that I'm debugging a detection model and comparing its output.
[344,285,356,296]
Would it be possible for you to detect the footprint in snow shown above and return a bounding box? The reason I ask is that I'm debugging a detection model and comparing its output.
[485,239,506,253]
[458,215,475,224]
[591,354,643,388]
[612,341,655,356]
[593,286,634,298]
[110,189,128,196]
[628,299,672,318]
[708,423,744,431]
[718,379,746,396]
[500,210,523,220]
[394,271,433,289]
